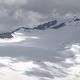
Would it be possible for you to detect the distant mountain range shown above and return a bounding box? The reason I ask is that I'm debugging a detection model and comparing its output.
[0,16,80,39]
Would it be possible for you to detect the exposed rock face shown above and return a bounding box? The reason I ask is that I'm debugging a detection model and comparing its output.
[11,27,32,33]
[52,22,66,29]
[0,32,13,39]
[74,18,80,22]
[33,20,57,30]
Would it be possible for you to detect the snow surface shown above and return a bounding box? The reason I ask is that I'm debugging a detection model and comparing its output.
[0,19,80,80]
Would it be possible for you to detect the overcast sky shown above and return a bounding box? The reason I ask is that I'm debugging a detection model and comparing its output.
[0,0,80,31]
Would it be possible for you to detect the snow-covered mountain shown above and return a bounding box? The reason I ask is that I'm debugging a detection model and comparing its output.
[0,16,80,39]
[0,16,80,80]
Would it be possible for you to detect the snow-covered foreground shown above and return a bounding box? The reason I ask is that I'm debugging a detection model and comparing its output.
[0,24,80,80]
[0,43,80,80]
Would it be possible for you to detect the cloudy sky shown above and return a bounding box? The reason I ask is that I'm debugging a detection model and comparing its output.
[0,0,80,31]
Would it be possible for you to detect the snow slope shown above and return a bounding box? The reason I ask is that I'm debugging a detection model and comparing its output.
[0,17,80,80]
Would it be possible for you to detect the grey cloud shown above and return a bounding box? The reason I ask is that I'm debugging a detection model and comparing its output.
[0,0,27,6]
[22,0,80,15]
[23,0,54,15]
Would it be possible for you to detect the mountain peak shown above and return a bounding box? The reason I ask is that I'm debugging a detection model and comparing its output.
[0,16,80,39]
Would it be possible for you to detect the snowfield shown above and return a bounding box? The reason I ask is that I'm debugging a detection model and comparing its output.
[0,18,80,80]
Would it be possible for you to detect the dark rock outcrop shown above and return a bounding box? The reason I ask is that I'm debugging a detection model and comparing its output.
[74,18,80,22]
[33,20,57,30]
[0,27,31,39]
[0,32,13,38]
[52,22,66,29]
[11,27,32,33]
